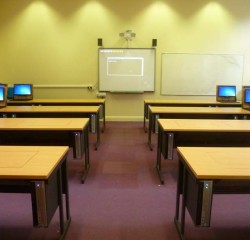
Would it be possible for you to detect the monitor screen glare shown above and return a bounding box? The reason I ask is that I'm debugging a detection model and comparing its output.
[14,84,31,95]
[0,87,4,101]
[218,86,236,97]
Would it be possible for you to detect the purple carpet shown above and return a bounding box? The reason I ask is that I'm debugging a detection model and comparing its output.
[1,122,250,240]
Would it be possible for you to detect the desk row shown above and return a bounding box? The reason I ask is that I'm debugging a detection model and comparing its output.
[143,99,242,132]
[147,106,250,150]
[0,105,103,150]
[154,117,250,239]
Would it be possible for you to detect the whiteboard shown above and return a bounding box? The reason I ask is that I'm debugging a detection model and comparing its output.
[99,48,155,92]
[161,53,244,96]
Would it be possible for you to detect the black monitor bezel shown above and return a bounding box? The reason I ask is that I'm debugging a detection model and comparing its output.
[0,85,7,107]
[242,86,250,110]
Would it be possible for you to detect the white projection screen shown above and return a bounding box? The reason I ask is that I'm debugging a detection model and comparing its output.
[99,48,155,92]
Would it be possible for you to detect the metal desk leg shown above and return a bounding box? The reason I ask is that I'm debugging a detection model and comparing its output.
[73,132,83,159]
[73,131,90,183]
[90,113,100,150]
[174,164,187,240]
[95,113,100,150]
[58,161,71,240]
[174,160,184,237]
[167,133,174,160]
[63,160,71,221]
[148,112,154,150]
[101,103,106,132]
[156,125,164,184]
[81,127,90,184]
[144,103,149,133]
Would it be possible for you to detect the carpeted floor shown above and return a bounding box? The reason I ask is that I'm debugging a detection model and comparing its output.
[1,121,250,240]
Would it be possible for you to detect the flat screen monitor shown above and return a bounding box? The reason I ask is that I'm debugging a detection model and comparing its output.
[13,84,33,100]
[0,86,7,108]
[0,87,4,101]
[242,87,250,110]
[216,85,236,102]
[244,88,250,103]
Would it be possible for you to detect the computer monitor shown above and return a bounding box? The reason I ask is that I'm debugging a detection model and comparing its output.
[242,86,250,109]
[0,86,7,108]
[244,89,250,103]
[216,85,236,102]
[13,84,33,100]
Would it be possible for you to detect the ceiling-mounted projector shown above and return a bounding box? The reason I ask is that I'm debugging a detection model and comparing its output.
[119,30,136,41]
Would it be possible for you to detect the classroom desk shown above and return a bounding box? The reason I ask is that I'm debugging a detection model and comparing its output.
[8,98,106,132]
[0,105,100,150]
[148,106,250,150]
[175,147,250,240]
[143,99,241,132]
[0,146,70,240]
[156,119,250,184]
[0,118,89,183]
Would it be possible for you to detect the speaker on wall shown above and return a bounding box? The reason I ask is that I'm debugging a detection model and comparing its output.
[98,38,103,47]
[152,39,157,47]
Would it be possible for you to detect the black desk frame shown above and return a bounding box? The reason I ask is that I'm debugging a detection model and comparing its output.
[1,110,100,151]
[143,101,241,133]
[0,127,90,184]
[174,153,250,240]
[157,125,250,184]
[0,153,71,240]
[149,110,249,150]
[8,100,106,132]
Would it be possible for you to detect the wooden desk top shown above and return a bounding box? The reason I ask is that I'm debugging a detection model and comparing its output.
[8,98,105,104]
[144,99,241,105]
[158,119,250,132]
[149,106,250,115]
[0,118,89,130]
[0,105,100,113]
[177,147,250,180]
[0,146,69,180]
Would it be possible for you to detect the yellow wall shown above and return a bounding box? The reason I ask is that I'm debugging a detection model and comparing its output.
[0,0,250,121]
